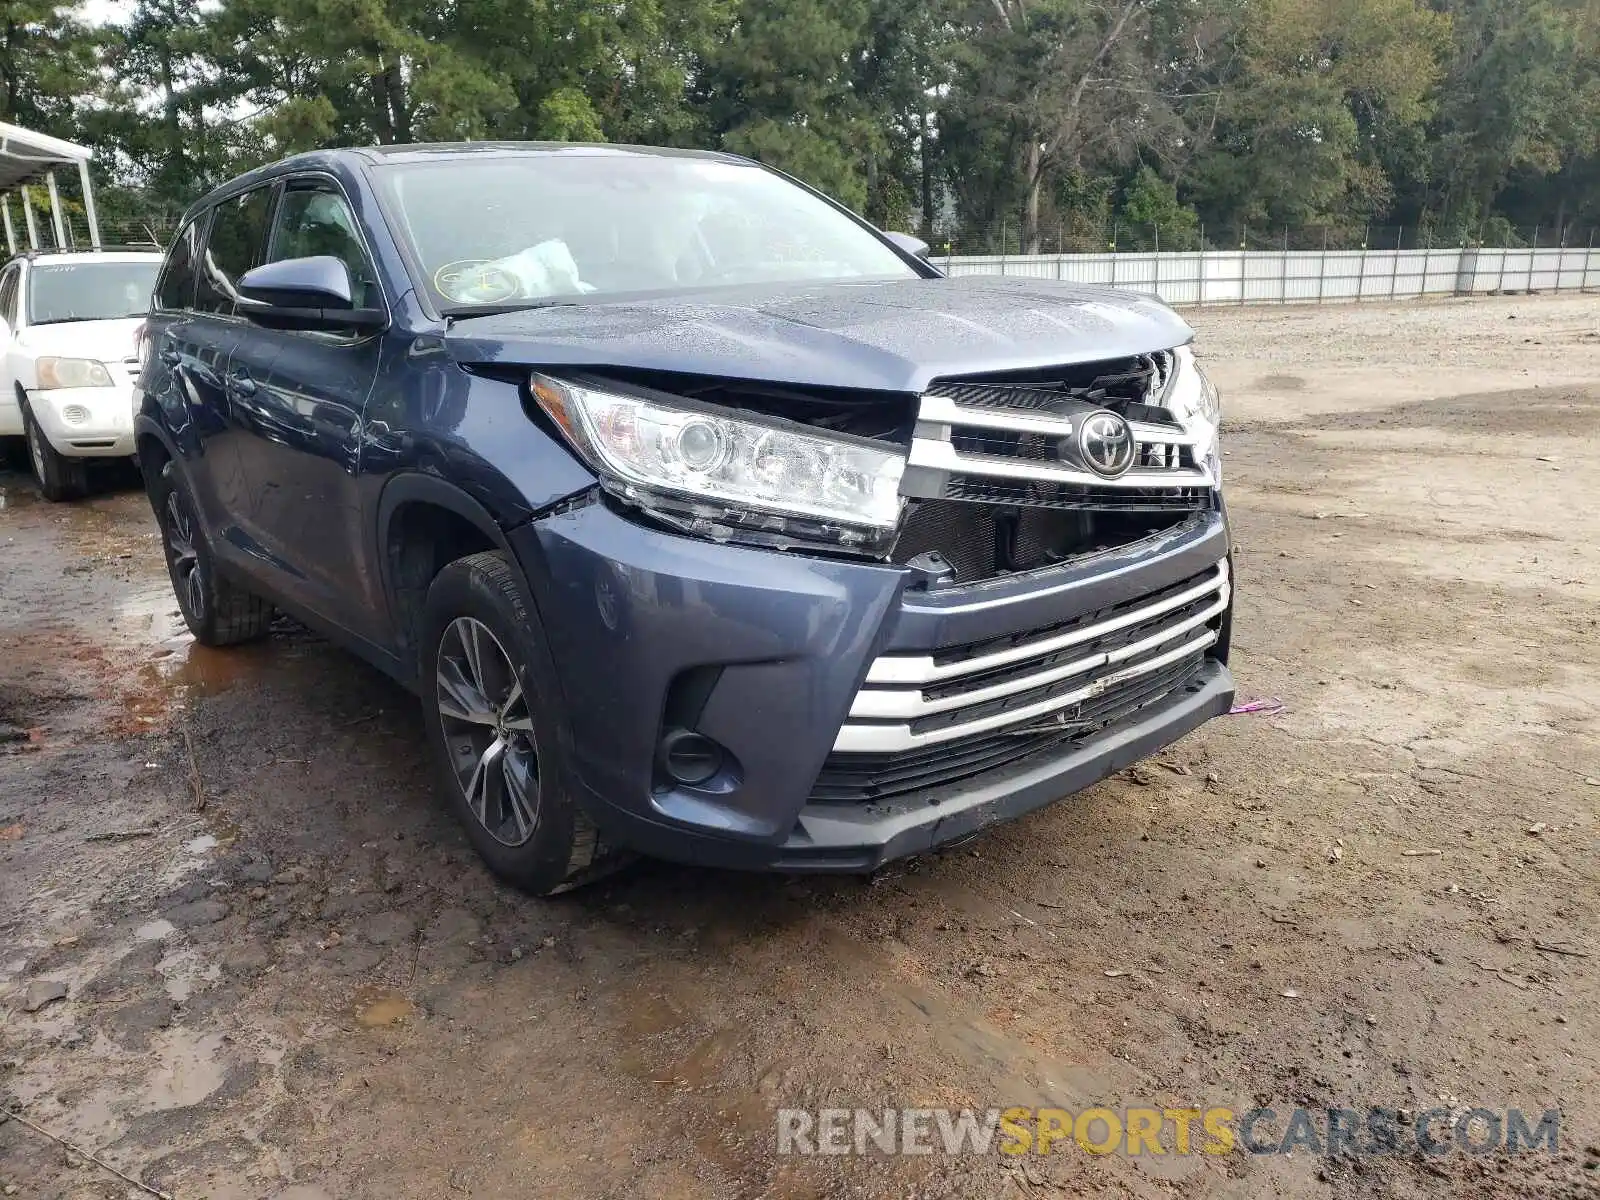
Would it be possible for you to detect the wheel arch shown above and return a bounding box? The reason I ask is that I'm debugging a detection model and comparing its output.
[134,416,178,495]
[377,473,525,681]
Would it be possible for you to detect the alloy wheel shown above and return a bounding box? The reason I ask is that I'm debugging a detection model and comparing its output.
[164,491,206,621]
[26,419,46,482]
[435,616,541,847]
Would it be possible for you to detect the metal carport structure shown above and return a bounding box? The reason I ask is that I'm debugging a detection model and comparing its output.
[0,121,101,254]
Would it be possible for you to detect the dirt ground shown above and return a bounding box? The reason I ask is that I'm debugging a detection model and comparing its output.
[1,293,1597,1200]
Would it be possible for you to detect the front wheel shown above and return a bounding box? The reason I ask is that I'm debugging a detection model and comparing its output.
[420,551,604,896]
[152,460,274,646]
[22,402,87,502]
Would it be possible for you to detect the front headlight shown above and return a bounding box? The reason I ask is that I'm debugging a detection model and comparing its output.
[37,357,114,389]
[531,374,907,552]
[1162,345,1221,473]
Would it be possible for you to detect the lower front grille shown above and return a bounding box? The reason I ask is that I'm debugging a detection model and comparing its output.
[833,559,1229,755]
[810,651,1209,803]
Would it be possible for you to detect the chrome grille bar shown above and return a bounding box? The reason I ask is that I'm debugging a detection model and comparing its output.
[833,558,1228,754]
[849,592,1229,721]
[918,393,1190,444]
[907,437,1214,489]
[866,560,1228,685]
[833,631,1217,754]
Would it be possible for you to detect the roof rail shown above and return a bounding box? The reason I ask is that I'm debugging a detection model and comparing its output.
[8,243,164,260]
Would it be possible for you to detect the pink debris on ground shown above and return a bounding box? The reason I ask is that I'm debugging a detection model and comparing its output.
[1229,699,1286,716]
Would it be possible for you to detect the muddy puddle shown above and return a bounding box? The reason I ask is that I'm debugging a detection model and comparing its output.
[0,468,338,744]
[139,1029,230,1111]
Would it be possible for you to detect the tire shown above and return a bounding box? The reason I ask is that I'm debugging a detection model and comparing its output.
[151,459,274,646]
[0,436,27,471]
[21,400,88,502]
[420,550,604,896]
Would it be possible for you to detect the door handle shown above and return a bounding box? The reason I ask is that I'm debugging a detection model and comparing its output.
[159,346,181,366]
[365,418,413,455]
[227,368,257,397]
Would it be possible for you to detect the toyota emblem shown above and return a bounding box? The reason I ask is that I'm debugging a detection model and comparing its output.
[1077,411,1136,478]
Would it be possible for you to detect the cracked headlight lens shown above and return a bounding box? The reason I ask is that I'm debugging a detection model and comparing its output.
[531,373,907,552]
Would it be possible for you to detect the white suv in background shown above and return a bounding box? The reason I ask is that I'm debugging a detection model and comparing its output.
[0,248,163,500]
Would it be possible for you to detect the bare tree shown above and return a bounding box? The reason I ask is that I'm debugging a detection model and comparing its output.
[978,0,1150,251]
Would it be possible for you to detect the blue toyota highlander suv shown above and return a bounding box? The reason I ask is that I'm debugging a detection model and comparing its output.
[136,143,1234,894]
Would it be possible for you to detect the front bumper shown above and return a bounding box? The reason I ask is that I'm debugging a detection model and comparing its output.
[512,501,1234,872]
[26,386,137,456]
[654,659,1231,871]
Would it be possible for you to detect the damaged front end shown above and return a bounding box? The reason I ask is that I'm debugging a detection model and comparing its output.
[496,345,1232,870]
[524,347,1221,587]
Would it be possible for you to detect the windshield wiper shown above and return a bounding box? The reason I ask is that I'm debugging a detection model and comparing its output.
[440,300,582,322]
[30,315,143,326]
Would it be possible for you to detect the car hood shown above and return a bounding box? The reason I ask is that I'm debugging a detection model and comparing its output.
[17,317,144,365]
[442,276,1193,393]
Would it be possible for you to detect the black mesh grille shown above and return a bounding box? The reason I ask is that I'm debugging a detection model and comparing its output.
[928,355,1171,413]
[951,430,1063,461]
[946,475,1213,514]
[809,652,1209,804]
[935,383,1082,411]
[1013,507,1072,566]
[891,500,1139,580]
[890,500,997,581]
[892,502,1202,584]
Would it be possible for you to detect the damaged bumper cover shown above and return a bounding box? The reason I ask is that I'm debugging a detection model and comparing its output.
[508,497,1235,872]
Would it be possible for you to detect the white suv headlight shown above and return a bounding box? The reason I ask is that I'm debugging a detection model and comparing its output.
[531,374,907,552]
[37,357,114,389]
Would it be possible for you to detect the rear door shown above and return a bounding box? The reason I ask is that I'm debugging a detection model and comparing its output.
[178,186,277,553]
[225,175,386,635]
[144,219,207,479]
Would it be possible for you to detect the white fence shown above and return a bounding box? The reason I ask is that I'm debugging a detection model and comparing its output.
[941,246,1600,305]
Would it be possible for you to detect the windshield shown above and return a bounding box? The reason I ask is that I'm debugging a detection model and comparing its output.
[28,260,160,325]
[375,154,920,311]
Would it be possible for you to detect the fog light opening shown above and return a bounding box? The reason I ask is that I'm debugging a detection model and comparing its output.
[657,729,724,787]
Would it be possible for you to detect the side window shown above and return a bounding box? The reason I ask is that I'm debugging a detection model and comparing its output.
[195,186,274,315]
[0,266,19,326]
[267,184,382,309]
[155,220,200,311]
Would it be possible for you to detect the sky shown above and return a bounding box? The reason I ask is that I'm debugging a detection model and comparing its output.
[80,0,134,25]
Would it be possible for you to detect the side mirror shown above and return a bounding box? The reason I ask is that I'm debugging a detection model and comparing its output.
[237,256,384,331]
[884,231,932,260]
[241,255,353,308]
